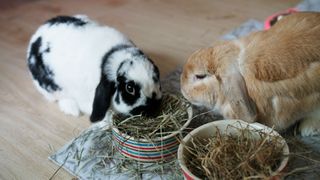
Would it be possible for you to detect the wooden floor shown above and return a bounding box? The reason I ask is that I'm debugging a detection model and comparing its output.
[0,0,299,179]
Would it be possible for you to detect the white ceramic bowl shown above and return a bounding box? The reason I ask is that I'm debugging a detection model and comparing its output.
[178,119,289,180]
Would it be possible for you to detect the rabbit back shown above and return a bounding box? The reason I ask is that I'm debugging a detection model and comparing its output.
[27,15,132,115]
[238,12,320,130]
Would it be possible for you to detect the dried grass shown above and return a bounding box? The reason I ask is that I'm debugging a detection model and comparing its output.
[113,94,191,139]
[183,125,286,179]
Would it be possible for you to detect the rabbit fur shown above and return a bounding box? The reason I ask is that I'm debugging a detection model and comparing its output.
[27,15,162,124]
[181,12,320,136]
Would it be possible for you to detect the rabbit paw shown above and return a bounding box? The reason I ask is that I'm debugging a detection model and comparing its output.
[299,113,320,137]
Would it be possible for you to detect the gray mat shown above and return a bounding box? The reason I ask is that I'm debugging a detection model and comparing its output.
[50,0,320,179]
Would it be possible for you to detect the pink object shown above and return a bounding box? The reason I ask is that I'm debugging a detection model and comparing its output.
[264,8,298,30]
[182,170,195,180]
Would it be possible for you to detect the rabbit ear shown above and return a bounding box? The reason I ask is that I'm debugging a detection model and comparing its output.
[220,67,257,122]
[90,75,115,122]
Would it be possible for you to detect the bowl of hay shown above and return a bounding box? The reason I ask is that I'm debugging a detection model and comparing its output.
[112,93,192,162]
[178,119,289,180]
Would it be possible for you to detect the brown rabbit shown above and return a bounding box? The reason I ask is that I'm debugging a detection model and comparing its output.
[181,12,320,136]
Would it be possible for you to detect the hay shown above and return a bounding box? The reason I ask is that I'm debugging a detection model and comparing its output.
[183,125,286,179]
[113,94,191,139]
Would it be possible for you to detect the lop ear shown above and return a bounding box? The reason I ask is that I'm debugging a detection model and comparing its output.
[90,75,115,123]
[220,67,257,123]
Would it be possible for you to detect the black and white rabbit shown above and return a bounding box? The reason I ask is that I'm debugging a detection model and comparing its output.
[27,15,162,124]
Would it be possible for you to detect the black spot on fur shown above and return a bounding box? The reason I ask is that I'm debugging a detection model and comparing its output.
[117,75,141,106]
[27,37,60,92]
[152,64,160,83]
[130,96,162,116]
[132,49,144,57]
[115,91,120,104]
[46,16,87,26]
[45,46,50,53]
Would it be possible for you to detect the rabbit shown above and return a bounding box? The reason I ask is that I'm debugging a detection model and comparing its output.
[27,15,162,125]
[180,12,320,136]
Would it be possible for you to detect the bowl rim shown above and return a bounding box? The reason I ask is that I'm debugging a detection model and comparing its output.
[112,106,193,142]
[177,119,290,179]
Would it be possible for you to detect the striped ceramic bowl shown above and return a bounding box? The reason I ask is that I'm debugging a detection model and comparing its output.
[112,106,192,162]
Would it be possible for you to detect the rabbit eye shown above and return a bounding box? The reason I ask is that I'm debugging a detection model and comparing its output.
[195,74,207,80]
[125,83,135,95]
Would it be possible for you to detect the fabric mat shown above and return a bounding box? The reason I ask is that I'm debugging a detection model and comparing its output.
[50,0,320,179]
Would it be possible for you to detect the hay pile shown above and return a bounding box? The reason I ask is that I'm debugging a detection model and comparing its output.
[113,94,191,139]
[184,125,286,179]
